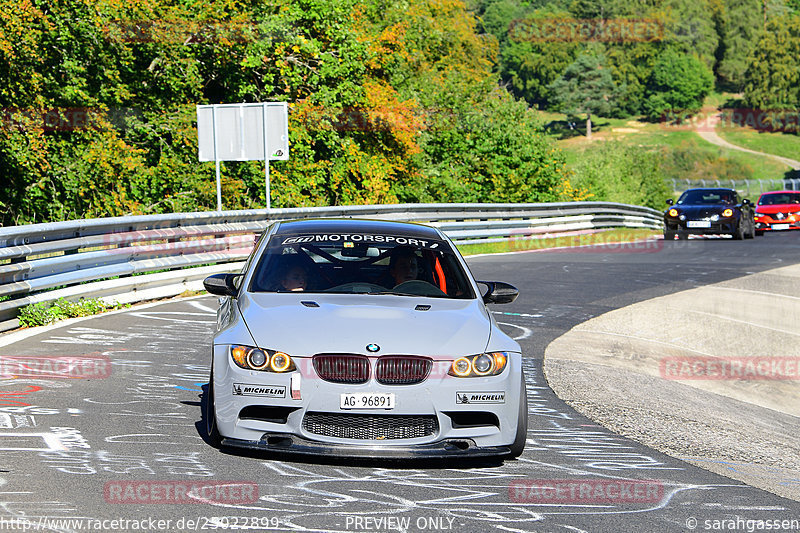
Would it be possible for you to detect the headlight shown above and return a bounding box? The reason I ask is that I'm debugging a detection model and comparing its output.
[668,209,679,217]
[449,352,508,377]
[722,209,734,217]
[753,212,763,219]
[270,352,292,372]
[248,349,268,369]
[230,345,296,372]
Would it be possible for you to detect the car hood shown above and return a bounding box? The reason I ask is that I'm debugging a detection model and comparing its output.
[756,204,800,214]
[237,292,492,357]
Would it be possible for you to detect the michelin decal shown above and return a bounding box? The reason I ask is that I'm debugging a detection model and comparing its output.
[232,384,286,398]
[456,392,505,404]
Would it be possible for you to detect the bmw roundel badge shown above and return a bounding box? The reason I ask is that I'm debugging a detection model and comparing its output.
[366,343,380,353]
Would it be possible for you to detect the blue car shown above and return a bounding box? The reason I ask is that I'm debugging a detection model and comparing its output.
[664,188,756,240]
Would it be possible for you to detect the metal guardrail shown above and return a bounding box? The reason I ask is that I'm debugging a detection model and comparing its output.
[0,202,662,332]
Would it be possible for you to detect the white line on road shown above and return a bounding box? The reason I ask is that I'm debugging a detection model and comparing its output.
[497,322,533,340]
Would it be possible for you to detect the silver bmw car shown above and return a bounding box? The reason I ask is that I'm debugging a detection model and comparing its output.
[203,219,527,458]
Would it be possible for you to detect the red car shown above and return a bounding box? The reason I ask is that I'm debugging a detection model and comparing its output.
[754,191,800,235]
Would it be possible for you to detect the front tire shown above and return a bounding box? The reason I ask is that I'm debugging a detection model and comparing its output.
[204,369,222,448]
[508,374,528,459]
[664,229,676,241]
[733,222,744,240]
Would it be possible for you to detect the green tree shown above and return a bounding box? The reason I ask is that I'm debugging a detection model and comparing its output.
[643,48,714,121]
[408,76,575,203]
[481,0,527,38]
[742,14,800,119]
[481,6,580,108]
[548,53,623,137]
[568,0,631,18]
[717,0,763,89]
[0,0,579,225]
[367,0,574,204]
[605,43,662,116]
[662,0,721,71]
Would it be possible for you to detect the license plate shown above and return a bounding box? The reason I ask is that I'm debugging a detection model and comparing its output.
[340,392,395,410]
[687,220,711,228]
[772,224,790,230]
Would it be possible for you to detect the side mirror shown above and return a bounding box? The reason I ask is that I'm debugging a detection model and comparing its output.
[478,281,519,305]
[203,273,240,297]
[666,199,674,206]
[742,198,751,205]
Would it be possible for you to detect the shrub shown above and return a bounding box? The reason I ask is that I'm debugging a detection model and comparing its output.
[569,142,670,209]
[17,297,112,327]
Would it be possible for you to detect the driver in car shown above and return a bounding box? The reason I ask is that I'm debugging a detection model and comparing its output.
[280,265,308,292]
[387,246,419,287]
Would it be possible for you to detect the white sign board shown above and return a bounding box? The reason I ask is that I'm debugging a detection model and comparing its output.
[196,102,290,210]
[197,102,289,161]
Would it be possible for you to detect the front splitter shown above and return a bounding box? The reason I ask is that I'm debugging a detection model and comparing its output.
[221,433,511,459]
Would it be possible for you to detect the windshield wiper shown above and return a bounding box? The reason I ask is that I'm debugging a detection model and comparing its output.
[368,290,415,296]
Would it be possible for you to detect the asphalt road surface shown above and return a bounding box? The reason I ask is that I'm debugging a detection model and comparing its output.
[1,232,800,532]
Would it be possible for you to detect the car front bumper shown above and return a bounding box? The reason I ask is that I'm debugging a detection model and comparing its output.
[664,220,737,235]
[211,346,525,454]
[755,220,800,231]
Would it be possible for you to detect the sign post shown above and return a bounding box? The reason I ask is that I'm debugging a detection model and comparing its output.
[211,106,222,211]
[197,102,289,210]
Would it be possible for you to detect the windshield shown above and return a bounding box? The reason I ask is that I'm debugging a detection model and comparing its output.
[758,192,800,205]
[677,190,736,205]
[249,232,475,299]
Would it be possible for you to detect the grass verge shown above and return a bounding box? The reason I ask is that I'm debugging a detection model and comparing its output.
[539,109,790,183]
[716,128,800,163]
[18,298,131,328]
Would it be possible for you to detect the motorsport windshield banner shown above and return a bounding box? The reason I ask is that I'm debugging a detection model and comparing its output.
[277,234,443,249]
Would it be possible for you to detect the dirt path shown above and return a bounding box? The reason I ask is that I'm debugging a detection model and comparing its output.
[696,114,800,170]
